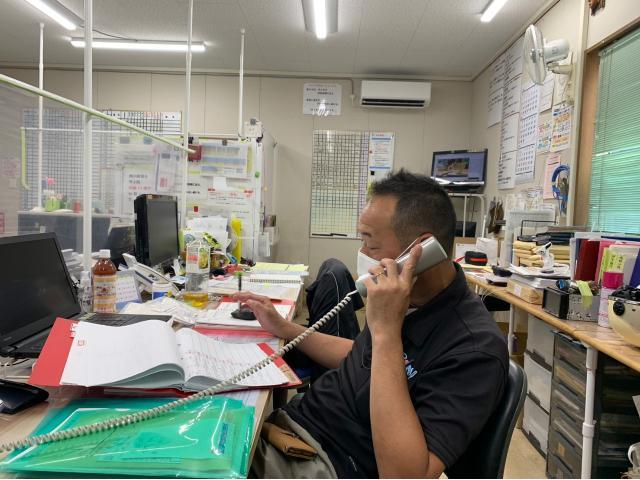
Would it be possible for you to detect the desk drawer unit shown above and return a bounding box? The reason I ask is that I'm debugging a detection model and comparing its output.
[522,393,549,456]
[524,350,552,413]
[527,314,556,368]
[548,430,582,477]
[547,332,640,478]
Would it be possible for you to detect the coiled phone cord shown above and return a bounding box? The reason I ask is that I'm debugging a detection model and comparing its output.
[0,292,357,454]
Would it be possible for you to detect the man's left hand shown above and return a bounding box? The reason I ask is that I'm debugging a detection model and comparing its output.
[363,245,421,341]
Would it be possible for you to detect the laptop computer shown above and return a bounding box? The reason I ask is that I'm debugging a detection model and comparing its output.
[0,233,171,359]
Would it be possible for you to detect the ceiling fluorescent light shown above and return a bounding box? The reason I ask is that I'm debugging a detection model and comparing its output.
[70,39,206,52]
[22,0,77,30]
[481,0,510,23]
[313,0,328,39]
[302,0,338,40]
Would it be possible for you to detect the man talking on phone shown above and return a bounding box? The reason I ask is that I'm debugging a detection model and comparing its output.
[238,169,508,478]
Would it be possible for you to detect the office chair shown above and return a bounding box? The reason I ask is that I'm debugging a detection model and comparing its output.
[446,360,527,479]
[273,259,364,409]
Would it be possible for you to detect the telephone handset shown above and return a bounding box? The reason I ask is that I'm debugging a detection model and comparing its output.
[355,237,448,297]
[122,253,180,296]
[0,238,447,454]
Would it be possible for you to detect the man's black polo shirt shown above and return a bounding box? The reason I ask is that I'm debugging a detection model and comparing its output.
[283,264,508,478]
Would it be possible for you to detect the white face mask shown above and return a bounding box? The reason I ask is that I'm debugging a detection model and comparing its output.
[356,249,380,277]
[356,235,424,277]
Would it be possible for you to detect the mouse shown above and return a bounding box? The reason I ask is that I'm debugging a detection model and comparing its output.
[0,380,49,415]
[230,307,257,321]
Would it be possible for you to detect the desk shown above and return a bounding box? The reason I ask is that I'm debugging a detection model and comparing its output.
[466,273,640,371]
[466,272,640,478]
[0,285,304,475]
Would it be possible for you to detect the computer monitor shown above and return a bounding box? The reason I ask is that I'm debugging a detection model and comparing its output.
[134,194,180,268]
[431,150,487,189]
[106,225,136,268]
[0,233,80,353]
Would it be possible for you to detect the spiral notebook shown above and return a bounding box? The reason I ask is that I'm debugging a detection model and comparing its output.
[247,274,303,284]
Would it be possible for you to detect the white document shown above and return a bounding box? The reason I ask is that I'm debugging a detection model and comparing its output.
[489,54,506,93]
[368,132,395,171]
[62,320,183,388]
[175,328,288,390]
[121,296,201,325]
[550,103,573,152]
[498,151,517,189]
[198,301,293,328]
[303,83,342,116]
[537,119,553,153]
[500,114,519,153]
[502,77,522,117]
[220,389,261,408]
[208,277,294,300]
[487,89,503,127]
[516,144,536,185]
[520,83,540,119]
[61,320,288,391]
[539,75,555,112]
[518,114,539,149]
[505,37,524,82]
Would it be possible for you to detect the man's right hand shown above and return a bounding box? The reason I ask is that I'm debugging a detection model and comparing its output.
[232,292,290,338]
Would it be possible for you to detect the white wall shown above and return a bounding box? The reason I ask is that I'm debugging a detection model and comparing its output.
[0,68,473,277]
[587,0,640,49]
[469,0,583,220]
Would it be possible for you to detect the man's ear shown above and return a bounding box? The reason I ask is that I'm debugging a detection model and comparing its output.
[417,233,433,244]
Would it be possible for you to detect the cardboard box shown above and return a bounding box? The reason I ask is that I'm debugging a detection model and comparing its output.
[507,279,544,305]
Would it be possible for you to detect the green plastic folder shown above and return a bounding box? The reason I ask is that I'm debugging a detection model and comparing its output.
[0,397,254,478]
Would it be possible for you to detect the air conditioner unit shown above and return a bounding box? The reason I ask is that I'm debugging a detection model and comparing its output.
[359,80,431,108]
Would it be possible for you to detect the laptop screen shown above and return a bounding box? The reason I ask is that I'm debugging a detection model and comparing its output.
[0,233,80,350]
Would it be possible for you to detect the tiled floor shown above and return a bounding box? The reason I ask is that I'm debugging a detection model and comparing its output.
[504,429,546,478]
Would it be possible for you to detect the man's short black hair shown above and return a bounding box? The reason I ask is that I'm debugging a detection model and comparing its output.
[369,169,456,255]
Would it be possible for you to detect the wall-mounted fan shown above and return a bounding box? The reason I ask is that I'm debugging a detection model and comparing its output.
[523,24,572,85]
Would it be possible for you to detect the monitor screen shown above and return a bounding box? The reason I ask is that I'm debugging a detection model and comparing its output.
[431,150,487,183]
[0,234,79,349]
[135,195,179,267]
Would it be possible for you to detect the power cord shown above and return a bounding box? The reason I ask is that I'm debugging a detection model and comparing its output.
[0,292,358,454]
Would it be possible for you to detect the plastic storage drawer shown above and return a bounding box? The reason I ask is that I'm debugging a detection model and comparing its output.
[547,451,578,479]
[522,393,549,455]
[551,381,585,423]
[554,357,586,398]
[554,334,587,374]
[524,350,552,412]
[548,430,582,477]
[527,315,555,368]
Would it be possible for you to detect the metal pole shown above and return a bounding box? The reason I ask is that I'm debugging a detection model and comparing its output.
[82,0,93,270]
[462,195,467,237]
[238,28,245,138]
[37,23,44,211]
[581,345,598,478]
[507,307,515,355]
[180,0,193,229]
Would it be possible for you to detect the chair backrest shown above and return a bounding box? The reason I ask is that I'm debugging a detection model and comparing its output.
[446,359,527,479]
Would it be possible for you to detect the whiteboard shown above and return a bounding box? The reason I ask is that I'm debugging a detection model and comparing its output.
[310,130,394,238]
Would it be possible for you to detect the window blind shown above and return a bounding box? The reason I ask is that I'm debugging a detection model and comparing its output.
[588,27,640,234]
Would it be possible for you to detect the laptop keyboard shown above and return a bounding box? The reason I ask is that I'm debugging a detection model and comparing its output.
[84,313,135,327]
[19,337,47,353]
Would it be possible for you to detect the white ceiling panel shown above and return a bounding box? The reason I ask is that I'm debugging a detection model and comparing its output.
[0,0,548,78]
